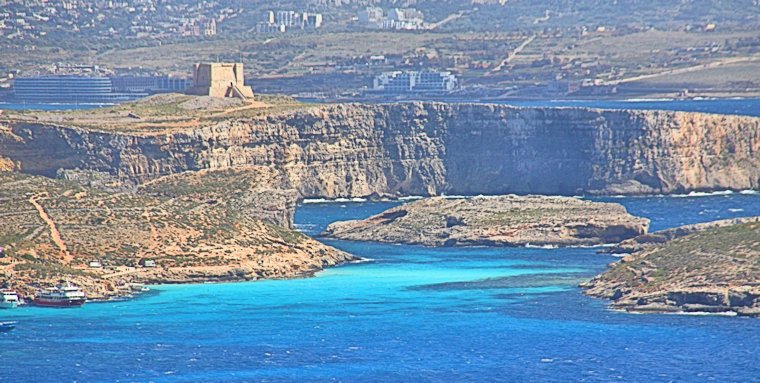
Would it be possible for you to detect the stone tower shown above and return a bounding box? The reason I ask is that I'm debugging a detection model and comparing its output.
[185,62,254,99]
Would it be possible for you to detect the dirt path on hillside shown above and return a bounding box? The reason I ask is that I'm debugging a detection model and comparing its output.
[210,100,270,117]
[29,194,73,264]
[428,11,465,30]
[491,34,537,74]
[102,267,142,279]
[126,101,269,132]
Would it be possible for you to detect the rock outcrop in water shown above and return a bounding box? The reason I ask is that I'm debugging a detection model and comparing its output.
[1,97,760,197]
[321,195,649,247]
[602,216,760,255]
[582,218,760,317]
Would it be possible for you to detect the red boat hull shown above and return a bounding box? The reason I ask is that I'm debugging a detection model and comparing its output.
[32,298,86,308]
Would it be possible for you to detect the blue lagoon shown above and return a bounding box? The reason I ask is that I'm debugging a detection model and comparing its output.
[2,195,760,382]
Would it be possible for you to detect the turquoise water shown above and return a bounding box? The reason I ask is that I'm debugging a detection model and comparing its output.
[2,194,760,382]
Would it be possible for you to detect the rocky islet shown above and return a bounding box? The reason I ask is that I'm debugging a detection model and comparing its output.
[321,195,650,247]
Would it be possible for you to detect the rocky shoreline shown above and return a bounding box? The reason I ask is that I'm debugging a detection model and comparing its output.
[322,195,649,247]
[0,170,357,302]
[582,218,760,317]
[82,256,368,303]
[2,96,760,318]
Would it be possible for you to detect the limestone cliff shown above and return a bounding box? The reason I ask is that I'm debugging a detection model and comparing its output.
[1,99,759,197]
[603,216,760,255]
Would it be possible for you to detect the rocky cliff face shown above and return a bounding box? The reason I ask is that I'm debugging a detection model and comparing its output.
[2,102,759,197]
[603,216,760,255]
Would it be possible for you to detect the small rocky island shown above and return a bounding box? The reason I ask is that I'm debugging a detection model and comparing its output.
[322,195,649,247]
[582,217,760,317]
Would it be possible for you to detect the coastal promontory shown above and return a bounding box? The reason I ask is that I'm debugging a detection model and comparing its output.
[0,169,355,300]
[322,195,649,247]
[582,217,760,317]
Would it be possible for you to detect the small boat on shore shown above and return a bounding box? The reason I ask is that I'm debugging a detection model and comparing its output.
[0,321,16,332]
[33,283,86,308]
[130,283,150,293]
[1,289,20,309]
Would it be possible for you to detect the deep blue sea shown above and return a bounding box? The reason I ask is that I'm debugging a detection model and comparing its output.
[495,98,760,117]
[2,193,760,382]
[0,102,112,111]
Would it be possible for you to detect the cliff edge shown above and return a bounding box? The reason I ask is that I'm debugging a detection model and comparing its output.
[1,96,760,197]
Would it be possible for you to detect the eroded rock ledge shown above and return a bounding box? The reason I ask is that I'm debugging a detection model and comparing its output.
[322,195,649,247]
[582,218,760,317]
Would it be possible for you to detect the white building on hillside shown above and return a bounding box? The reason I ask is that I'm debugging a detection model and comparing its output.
[373,70,458,93]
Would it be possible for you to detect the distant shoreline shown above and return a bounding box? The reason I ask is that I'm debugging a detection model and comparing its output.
[299,189,760,205]
[5,95,760,117]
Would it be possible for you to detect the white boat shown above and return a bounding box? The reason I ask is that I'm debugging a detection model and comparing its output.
[33,283,86,308]
[130,283,150,293]
[0,321,16,332]
[0,289,20,309]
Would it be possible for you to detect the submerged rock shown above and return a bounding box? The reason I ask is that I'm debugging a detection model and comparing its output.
[322,195,649,247]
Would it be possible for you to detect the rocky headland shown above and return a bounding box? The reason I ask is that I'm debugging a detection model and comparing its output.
[582,217,760,317]
[321,195,649,247]
[0,170,355,300]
